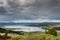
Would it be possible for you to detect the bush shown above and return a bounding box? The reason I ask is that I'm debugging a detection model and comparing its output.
[45,27,57,36]
[45,31,48,34]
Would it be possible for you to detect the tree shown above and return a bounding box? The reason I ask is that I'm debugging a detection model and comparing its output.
[45,27,57,36]
[45,31,48,34]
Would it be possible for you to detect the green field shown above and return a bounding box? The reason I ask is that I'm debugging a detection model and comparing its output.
[0,32,60,40]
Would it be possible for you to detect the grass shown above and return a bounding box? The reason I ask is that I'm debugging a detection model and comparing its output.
[57,32,60,36]
[0,32,60,40]
[0,32,44,40]
[8,32,60,40]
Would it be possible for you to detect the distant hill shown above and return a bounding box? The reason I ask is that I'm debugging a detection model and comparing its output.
[0,22,60,27]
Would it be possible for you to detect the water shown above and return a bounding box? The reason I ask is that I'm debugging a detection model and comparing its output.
[2,25,45,32]
[0,23,49,32]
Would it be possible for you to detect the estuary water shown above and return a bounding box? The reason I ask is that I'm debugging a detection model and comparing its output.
[2,26,45,32]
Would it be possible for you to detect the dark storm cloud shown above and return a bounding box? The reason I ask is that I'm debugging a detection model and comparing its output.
[0,0,60,21]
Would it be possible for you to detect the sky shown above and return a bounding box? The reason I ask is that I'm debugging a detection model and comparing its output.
[0,0,60,22]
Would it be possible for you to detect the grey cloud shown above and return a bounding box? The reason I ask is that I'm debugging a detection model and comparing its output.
[0,0,60,21]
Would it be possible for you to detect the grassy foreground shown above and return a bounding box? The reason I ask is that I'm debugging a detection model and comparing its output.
[0,32,60,40]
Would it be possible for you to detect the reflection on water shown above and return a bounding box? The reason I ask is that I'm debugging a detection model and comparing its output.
[2,26,45,32]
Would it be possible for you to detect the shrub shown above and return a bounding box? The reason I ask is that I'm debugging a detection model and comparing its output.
[46,27,57,36]
[45,31,48,34]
